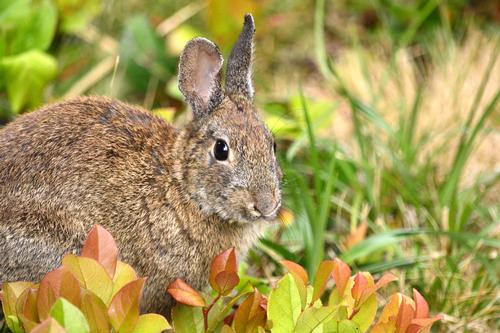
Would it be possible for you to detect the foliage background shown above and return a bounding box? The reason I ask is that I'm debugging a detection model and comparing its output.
[0,0,499,332]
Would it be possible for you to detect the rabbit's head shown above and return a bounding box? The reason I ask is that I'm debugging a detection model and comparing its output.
[177,14,282,224]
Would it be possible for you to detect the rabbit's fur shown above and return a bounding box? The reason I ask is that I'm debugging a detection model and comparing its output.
[0,14,282,316]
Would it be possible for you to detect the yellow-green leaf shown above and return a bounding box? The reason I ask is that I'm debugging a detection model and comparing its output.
[112,261,138,297]
[268,274,301,333]
[131,314,171,333]
[351,294,377,333]
[50,298,90,333]
[172,304,204,333]
[292,306,338,333]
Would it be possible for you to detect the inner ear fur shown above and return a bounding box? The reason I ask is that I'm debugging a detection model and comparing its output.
[178,37,224,118]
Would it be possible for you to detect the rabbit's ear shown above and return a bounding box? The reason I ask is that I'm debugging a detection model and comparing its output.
[226,14,255,100]
[178,37,224,118]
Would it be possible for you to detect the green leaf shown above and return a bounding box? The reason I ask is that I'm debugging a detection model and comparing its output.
[6,315,24,333]
[0,50,57,113]
[351,294,377,333]
[292,306,338,333]
[131,314,171,333]
[328,319,360,333]
[10,0,57,54]
[50,298,90,333]
[172,304,204,333]
[268,274,302,333]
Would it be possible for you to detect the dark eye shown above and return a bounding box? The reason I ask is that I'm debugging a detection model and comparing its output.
[273,141,277,153]
[214,139,229,161]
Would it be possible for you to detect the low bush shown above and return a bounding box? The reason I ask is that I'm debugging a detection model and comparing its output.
[1,225,440,332]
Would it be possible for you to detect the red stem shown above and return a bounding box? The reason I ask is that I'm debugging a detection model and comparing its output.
[203,294,221,331]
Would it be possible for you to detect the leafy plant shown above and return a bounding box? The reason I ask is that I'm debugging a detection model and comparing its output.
[0,225,170,333]
[167,247,440,332]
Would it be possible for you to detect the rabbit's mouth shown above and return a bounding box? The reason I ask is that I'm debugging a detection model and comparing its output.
[244,200,282,222]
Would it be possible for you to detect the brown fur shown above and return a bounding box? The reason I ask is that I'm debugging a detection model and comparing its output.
[0,14,281,316]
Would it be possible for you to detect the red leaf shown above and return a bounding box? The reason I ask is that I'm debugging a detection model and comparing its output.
[167,278,206,307]
[312,260,335,303]
[351,272,368,303]
[331,258,351,296]
[209,248,237,293]
[31,318,66,333]
[214,271,240,296]
[37,267,81,320]
[81,225,118,278]
[282,260,308,285]
[108,278,145,332]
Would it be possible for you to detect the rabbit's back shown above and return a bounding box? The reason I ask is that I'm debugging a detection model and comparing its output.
[0,96,178,280]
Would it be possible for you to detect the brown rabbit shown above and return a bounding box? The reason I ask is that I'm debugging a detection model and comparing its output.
[0,14,282,316]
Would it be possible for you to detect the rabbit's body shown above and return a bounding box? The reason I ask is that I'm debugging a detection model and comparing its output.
[0,15,281,316]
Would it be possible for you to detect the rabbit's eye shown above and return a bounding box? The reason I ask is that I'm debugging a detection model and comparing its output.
[273,141,277,153]
[214,139,229,161]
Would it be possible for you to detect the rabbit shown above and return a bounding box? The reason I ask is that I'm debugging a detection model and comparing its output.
[0,14,282,316]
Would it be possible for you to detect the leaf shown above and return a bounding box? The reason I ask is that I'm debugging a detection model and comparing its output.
[5,315,24,333]
[31,318,68,333]
[1,281,33,318]
[62,254,113,305]
[221,324,236,333]
[131,314,171,333]
[344,222,368,250]
[112,261,138,297]
[331,258,352,297]
[282,260,308,285]
[80,291,111,333]
[167,278,206,307]
[292,306,338,333]
[371,293,401,333]
[351,273,368,304]
[50,298,90,333]
[210,247,238,294]
[0,50,57,113]
[9,0,58,54]
[412,289,429,319]
[359,273,398,305]
[37,268,81,320]
[81,225,119,278]
[395,296,415,333]
[233,290,266,333]
[107,278,145,333]
[214,271,240,296]
[351,294,377,333]
[337,320,360,333]
[312,260,335,303]
[16,287,39,331]
[267,274,301,333]
[172,304,204,333]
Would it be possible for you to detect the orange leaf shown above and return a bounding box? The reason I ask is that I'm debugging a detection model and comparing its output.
[16,287,39,330]
[233,290,266,333]
[1,282,33,318]
[412,289,429,319]
[407,317,442,333]
[108,278,145,332]
[331,258,351,297]
[282,260,308,285]
[214,271,240,296]
[209,248,237,293]
[351,272,368,303]
[31,318,67,333]
[396,296,415,333]
[359,272,398,305]
[312,260,335,303]
[81,225,118,278]
[344,221,368,249]
[167,278,206,307]
[37,267,81,320]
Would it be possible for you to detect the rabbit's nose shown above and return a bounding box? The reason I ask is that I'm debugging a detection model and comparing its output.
[254,193,280,217]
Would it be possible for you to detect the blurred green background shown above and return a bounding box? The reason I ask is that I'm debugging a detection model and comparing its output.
[0,0,499,331]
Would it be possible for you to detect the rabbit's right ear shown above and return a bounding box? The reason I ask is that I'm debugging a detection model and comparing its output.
[178,38,224,118]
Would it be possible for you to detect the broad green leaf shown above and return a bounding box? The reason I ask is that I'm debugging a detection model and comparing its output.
[62,254,113,305]
[112,261,138,297]
[268,274,301,333]
[50,298,90,333]
[10,0,57,54]
[292,306,338,333]
[6,315,24,333]
[167,279,205,307]
[81,225,119,278]
[172,304,204,333]
[0,50,57,113]
[55,0,102,33]
[337,320,360,333]
[107,278,145,333]
[80,291,111,333]
[37,268,81,320]
[351,294,377,333]
[131,314,171,333]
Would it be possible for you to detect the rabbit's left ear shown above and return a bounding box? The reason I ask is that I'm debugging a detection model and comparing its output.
[178,37,224,118]
[225,14,255,100]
